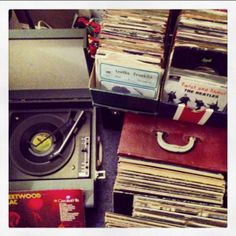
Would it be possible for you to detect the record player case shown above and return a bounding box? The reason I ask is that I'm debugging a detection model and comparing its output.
[9,28,105,208]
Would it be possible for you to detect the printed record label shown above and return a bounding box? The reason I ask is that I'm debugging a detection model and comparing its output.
[100,63,160,89]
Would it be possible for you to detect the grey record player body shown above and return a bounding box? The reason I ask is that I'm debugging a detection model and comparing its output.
[9,28,105,208]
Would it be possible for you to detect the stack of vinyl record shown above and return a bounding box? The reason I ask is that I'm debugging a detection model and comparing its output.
[114,157,226,206]
[95,10,170,99]
[105,157,227,228]
[105,212,174,228]
[175,10,227,52]
[132,195,227,227]
[162,10,227,111]
[105,195,227,228]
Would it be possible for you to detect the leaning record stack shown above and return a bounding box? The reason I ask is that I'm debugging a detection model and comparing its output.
[175,9,227,52]
[115,157,226,206]
[105,212,174,228]
[95,10,169,99]
[132,195,227,227]
[105,113,227,227]
[105,195,227,228]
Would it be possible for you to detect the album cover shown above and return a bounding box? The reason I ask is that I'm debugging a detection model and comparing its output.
[163,67,227,111]
[95,48,163,99]
[9,189,85,227]
[171,46,227,77]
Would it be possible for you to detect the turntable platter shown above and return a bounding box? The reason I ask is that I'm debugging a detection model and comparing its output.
[10,114,75,176]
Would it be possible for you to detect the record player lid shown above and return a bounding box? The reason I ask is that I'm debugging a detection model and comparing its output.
[9,29,91,102]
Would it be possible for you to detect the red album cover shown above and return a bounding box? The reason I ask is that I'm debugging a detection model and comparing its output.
[118,113,227,173]
[9,189,85,228]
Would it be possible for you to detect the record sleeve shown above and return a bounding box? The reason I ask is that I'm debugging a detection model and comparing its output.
[9,189,85,227]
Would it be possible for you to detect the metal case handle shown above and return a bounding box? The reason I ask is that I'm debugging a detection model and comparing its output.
[97,136,103,168]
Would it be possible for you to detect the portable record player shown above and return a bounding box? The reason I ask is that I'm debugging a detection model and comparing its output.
[9,28,105,208]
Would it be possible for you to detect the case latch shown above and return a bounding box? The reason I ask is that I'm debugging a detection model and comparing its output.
[95,136,106,179]
[95,170,106,179]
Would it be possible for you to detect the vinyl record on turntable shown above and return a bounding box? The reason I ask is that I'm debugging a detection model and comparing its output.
[10,114,75,176]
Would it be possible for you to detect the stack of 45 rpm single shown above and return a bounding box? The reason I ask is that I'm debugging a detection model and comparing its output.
[163,10,227,112]
[95,10,170,99]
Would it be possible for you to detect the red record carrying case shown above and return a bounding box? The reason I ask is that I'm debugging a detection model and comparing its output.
[118,113,227,173]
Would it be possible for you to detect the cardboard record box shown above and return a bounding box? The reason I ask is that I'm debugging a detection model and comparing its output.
[158,74,227,127]
[89,10,175,115]
[158,9,228,127]
[9,29,105,208]
[159,47,227,128]
[89,66,159,115]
